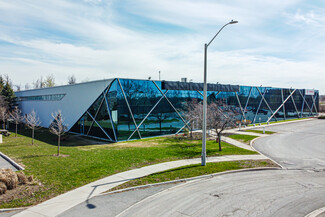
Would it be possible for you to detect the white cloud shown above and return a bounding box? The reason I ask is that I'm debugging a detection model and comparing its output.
[1,0,325,94]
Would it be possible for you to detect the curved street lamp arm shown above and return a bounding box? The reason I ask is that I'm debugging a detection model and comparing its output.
[207,20,238,47]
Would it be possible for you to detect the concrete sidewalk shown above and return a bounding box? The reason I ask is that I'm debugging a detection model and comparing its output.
[0,152,20,171]
[221,137,255,151]
[13,154,268,217]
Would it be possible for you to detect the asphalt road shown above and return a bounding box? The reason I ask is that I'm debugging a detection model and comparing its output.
[117,169,325,217]
[253,119,325,169]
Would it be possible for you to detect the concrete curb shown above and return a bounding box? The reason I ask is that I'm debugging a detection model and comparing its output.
[225,117,314,133]
[103,167,281,196]
[305,206,325,217]
[0,151,24,170]
[247,117,315,130]
[0,207,27,213]
[250,135,285,169]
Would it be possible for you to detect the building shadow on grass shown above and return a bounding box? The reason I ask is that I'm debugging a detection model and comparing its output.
[21,154,53,159]
[8,127,111,147]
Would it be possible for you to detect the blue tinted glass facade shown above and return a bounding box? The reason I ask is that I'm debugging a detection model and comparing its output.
[69,78,319,142]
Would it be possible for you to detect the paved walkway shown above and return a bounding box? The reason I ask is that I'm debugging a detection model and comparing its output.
[0,152,17,171]
[221,137,255,151]
[12,154,267,217]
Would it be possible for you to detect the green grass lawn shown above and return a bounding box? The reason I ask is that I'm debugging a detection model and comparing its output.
[227,134,258,145]
[109,160,278,192]
[0,128,257,208]
[244,129,275,135]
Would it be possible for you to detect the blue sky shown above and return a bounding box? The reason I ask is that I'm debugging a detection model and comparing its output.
[1,0,325,93]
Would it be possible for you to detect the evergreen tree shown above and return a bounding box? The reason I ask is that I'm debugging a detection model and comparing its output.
[0,75,16,110]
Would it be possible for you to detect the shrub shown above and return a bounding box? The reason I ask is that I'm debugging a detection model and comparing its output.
[17,172,28,185]
[0,182,7,195]
[27,175,33,183]
[0,168,18,190]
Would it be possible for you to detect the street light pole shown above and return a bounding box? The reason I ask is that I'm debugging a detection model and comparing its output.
[202,20,238,166]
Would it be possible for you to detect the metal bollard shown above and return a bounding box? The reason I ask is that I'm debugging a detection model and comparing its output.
[263,126,265,134]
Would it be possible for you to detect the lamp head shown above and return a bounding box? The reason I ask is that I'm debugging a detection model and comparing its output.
[229,20,238,24]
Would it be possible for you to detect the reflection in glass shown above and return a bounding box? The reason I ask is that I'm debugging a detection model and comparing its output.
[69,79,319,142]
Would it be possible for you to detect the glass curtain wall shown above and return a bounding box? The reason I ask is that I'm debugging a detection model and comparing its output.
[69,78,319,142]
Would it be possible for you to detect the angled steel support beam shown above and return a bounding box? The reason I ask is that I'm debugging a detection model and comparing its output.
[252,88,267,124]
[243,87,252,112]
[281,89,286,120]
[241,87,252,121]
[288,89,300,118]
[105,79,118,141]
[267,89,296,123]
[128,90,169,140]
[117,78,142,140]
[152,81,191,129]
[300,90,306,117]
[297,89,313,116]
[311,94,318,113]
[256,87,278,122]
[87,111,113,142]
[104,94,118,142]
[235,92,246,121]
[86,89,108,136]
[176,120,191,135]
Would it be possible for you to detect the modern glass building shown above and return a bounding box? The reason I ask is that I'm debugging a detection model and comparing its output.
[16,78,319,142]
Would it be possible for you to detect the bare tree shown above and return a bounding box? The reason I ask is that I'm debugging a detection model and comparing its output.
[183,99,202,138]
[153,112,169,132]
[33,76,45,89]
[25,83,30,90]
[10,106,23,137]
[15,84,21,92]
[25,110,41,145]
[33,75,55,88]
[49,110,67,156]
[207,102,238,151]
[68,75,76,85]
[0,106,7,129]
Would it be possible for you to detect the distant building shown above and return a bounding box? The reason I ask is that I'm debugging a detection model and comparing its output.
[16,78,319,142]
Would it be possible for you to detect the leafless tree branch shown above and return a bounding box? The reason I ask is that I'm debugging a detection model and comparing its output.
[10,106,23,137]
[49,110,67,156]
[25,110,41,145]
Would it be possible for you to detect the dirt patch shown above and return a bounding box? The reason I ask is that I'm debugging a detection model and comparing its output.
[52,154,70,158]
[239,159,279,168]
[111,140,165,148]
[0,183,42,205]
[0,169,42,206]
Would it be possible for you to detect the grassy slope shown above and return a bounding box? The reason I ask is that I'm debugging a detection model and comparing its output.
[0,129,256,208]
[227,134,258,145]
